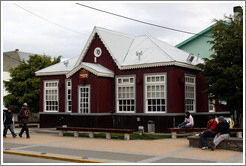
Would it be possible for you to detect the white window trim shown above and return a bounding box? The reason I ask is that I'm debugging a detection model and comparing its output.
[208,100,215,112]
[43,80,59,112]
[115,75,136,113]
[144,73,167,113]
[78,85,91,114]
[208,93,215,112]
[185,74,196,113]
[65,79,72,112]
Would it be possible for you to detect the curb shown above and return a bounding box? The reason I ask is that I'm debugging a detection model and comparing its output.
[3,150,107,163]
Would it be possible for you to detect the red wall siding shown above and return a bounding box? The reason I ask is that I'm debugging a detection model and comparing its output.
[39,75,66,112]
[96,77,114,113]
[70,69,114,113]
[83,34,118,72]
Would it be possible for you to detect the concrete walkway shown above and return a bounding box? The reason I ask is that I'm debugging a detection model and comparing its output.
[3,128,243,163]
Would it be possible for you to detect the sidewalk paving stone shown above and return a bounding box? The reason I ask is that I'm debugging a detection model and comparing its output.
[3,129,243,163]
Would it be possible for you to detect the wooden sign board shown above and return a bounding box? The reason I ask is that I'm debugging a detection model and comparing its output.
[79,69,89,79]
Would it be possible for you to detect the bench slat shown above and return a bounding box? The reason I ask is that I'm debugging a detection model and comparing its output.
[168,128,243,132]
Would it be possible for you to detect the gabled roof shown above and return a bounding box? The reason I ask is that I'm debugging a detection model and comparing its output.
[75,26,203,70]
[36,26,204,77]
[35,56,79,76]
[176,21,230,48]
[67,62,114,78]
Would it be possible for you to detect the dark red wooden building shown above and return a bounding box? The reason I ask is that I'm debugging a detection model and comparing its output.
[35,27,230,132]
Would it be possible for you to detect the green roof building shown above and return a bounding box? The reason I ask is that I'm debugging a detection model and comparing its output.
[176,21,230,60]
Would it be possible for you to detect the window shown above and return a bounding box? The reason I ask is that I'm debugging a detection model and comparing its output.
[185,75,196,112]
[78,85,90,113]
[209,100,215,112]
[116,77,135,113]
[44,81,59,112]
[145,74,166,113]
[208,94,215,112]
[66,80,72,112]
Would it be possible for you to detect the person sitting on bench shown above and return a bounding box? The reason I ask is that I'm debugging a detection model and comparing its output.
[177,111,194,128]
[211,116,230,151]
[200,116,217,150]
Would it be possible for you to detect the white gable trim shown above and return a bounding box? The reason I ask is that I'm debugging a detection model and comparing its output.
[75,27,97,67]
[66,63,114,78]
[74,27,124,70]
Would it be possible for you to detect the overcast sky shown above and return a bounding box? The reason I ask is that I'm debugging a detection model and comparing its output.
[2,1,244,60]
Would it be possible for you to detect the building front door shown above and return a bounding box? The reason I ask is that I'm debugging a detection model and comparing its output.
[78,85,90,113]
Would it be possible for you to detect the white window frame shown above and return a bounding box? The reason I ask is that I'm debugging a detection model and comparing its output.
[78,85,91,114]
[43,80,59,112]
[144,73,167,113]
[185,75,196,112]
[208,94,215,112]
[65,79,72,112]
[116,76,136,113]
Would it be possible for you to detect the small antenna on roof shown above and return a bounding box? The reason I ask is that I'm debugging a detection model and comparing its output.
[196,54,200,62]
[136,51,143,61]
[63,60,69,67]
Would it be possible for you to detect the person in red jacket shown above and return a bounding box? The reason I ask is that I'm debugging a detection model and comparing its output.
[200,116,217,150]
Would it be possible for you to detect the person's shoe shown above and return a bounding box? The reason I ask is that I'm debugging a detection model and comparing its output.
[27,136,30,139]
[3,135,6,138]
[202,147,208,150]
[13,134,17,138]
[19,134,22,138]
[211,143,216,151]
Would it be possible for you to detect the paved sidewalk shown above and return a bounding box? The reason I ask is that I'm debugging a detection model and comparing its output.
[3,128,243,163]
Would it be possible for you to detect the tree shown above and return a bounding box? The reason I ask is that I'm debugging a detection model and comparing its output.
[4,55,61,113]
[197,8,243,127]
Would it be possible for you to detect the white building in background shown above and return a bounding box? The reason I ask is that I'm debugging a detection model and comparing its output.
[3,49,42,101]
[3,71,11,97]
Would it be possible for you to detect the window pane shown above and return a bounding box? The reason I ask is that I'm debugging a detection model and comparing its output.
[116,77,135,112]
[145,74,166,113]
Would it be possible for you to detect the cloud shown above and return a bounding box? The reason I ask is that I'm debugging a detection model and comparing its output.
[2,1,244,59]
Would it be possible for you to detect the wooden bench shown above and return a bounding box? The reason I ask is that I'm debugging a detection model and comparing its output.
[187,136,243,152]
[14,121,40,128]
[168,128,243,139]
[56,127,134,140]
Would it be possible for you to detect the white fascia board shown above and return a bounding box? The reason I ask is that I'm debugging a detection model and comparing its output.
[174,62,202,71]
[120,62,175,70]
[66,63,114,78]
[66,64,82,78]
[35,71,68,76]
[119,61,201,71]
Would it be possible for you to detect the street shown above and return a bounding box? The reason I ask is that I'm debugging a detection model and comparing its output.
[3,154,71,163]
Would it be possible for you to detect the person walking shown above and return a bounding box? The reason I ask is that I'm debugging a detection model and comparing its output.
[200,116,217,150]
[3,108,17,138]
[211,116,230,151]
[18,103,30,138]
[177,111,194,128]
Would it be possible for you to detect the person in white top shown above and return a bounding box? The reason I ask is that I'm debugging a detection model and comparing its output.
[178,111,194,128]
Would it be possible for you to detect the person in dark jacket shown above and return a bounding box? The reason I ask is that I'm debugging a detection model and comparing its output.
[211,116,230,151]
[18,103,30,138]
[3,108,17,138]
[200,116,217,150]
